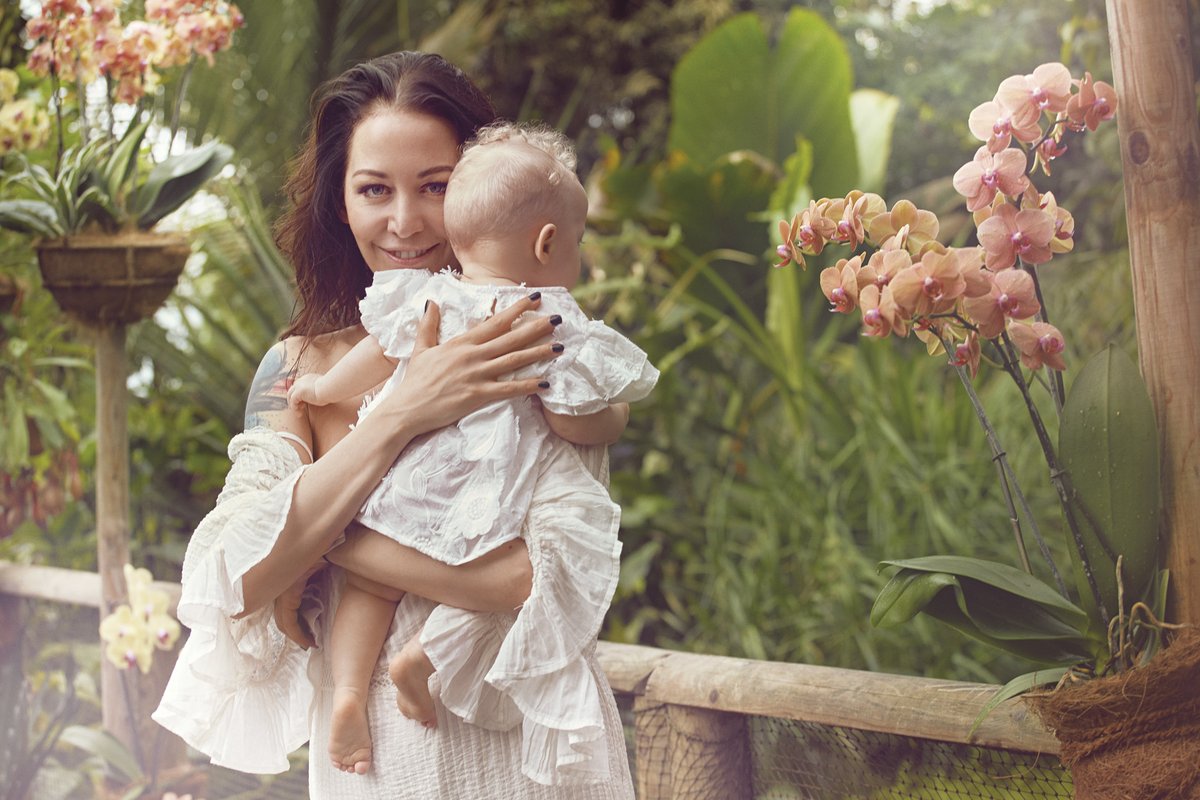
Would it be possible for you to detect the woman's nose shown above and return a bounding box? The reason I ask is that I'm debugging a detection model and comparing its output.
[387,196,423,238]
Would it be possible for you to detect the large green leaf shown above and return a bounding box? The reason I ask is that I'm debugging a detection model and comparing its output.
[872,556,1095,665]
[668,9,858,198]
[849,88,900,195]
[0,199,62,237]
[1059,345,1161,622]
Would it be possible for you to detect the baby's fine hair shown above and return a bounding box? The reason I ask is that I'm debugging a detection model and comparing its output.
[444,121,580,249]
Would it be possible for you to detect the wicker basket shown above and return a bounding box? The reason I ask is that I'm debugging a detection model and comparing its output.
[36,231,190,326]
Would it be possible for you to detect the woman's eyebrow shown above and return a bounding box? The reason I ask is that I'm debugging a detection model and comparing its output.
[349,166,454,179]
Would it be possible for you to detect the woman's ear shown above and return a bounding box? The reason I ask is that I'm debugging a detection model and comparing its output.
[533,223,557,265]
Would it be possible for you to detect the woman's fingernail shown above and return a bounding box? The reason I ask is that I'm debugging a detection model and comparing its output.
[549,314,562,326]
[538,380,550,389]
[551,343,565,353]
[424,300,430,313]
[528,291,541,301]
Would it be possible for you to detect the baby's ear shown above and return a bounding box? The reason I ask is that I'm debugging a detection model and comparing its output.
[533,223,557,265]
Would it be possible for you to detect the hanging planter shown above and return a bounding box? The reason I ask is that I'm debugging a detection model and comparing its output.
[1028,628,1200,800]
[36,232,190,326]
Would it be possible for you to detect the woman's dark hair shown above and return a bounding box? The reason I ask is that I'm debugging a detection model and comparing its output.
[275,52,497,339]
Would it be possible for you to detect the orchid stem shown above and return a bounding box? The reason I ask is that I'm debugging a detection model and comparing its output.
[997,332,1111,631]
[937,332,1056,584]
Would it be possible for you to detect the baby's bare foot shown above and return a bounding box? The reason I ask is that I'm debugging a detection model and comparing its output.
[388,635,437,728]
[330,686,373,775]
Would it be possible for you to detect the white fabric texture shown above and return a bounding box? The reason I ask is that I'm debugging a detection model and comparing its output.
[155,429,635,798]
[351,269,654,783]
[357,268,658,566]
[153,429,315,773]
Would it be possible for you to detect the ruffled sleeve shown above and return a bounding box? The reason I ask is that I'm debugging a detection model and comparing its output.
[519,293,659,416]
[152,429,315,774]
[420,438,621,785]
[359,269,433,359]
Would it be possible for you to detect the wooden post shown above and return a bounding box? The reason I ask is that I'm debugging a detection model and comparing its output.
[1104,0,1200,625]
[95,324,133,747]
[94,324,185,772]
[665,704,752,800]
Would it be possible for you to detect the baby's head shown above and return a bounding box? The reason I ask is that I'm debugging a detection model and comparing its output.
[444,122,587,289]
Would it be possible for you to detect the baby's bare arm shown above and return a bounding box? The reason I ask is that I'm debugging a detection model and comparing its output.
[541,402,629,446]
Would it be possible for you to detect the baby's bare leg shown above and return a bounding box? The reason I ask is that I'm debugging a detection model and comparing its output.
[388,632,437,728]
[329,573,404,775]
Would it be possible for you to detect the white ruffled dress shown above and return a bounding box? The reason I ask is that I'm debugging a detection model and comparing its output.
[154,429,636,798]
[351,268,657,783]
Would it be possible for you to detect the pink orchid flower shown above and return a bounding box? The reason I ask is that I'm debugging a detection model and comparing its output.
[857,247,912,294]
[963,268,1041,339]
[866,199,940,252]
[977,203,1054,270]
[1038,192,1076,255]
[1008,321,1067,371]
[1066,72,1118,132]
[952,146,1029,212]
[968,99,1043,152]
[859,283,908,339]
[996,62,1073,121]
[889,249,967,318]
[950,331,983,379]
[820,256,862,314]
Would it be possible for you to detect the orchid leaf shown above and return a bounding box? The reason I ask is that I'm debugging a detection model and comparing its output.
[0,199,62,237]
[881,556,1090,629]
[968,667,1068,736]
[1059,346,1161,623]
[136,140,233,227]
[872,556,1095,665]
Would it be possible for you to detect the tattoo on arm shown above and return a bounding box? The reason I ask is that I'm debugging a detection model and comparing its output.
[244,342,294,430]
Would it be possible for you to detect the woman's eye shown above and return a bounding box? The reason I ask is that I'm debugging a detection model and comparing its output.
[357,183,388,198]
[425,181,448,196]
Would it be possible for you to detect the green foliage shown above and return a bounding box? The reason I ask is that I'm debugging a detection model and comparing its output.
[669,9,859,197]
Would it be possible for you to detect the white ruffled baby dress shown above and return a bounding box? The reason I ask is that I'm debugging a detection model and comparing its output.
[355,268,658,783]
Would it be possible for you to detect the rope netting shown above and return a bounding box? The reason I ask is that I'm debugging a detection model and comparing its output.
[615,694,1073,800]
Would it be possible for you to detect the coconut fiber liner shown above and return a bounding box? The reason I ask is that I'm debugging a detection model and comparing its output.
[1029,627,1200,800]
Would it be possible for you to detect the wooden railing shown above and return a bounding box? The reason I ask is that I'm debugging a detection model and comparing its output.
[1,561,1064,798]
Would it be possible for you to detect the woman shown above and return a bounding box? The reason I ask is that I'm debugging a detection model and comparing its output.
[153,52,636,799]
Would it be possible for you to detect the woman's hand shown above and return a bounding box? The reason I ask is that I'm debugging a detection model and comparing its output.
[375,293,562,438]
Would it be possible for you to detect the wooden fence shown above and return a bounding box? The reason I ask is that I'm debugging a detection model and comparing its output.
[1,561,1067,798]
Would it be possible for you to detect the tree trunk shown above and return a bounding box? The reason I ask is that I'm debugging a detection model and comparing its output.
[1105,0,1200,625]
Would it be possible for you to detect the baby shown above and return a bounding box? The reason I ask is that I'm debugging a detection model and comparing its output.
[288,122,658,784]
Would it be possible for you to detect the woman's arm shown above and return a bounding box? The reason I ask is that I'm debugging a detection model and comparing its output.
[239,294,556,614]
[326,523,533,612]
[541,402,629,446]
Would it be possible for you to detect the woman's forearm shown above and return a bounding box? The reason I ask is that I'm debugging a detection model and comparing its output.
[327,524,533,611]
[240,402,420,613]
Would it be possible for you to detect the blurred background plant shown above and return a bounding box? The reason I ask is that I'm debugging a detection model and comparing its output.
[0,10,1160,791]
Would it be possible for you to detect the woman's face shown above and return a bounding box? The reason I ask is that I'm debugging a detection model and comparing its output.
[342,108,461,273]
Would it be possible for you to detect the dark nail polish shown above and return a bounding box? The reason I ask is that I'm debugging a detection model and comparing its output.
[551,343,565,353]
[537,380,550,389]
[549,314,562,326]
[424,300,430,313]
[528,291,541,301]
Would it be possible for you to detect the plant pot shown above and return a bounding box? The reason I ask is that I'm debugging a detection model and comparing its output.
[1028,628,1200,799]
[36,231,190,326]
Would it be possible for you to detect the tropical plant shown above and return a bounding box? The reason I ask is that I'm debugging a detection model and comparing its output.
[0,1,240,238]
[774,62,1169,708]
